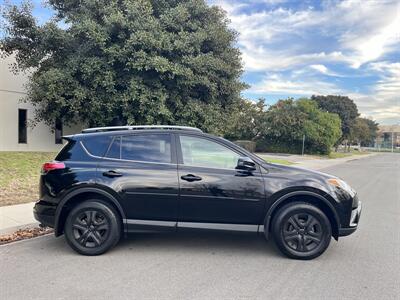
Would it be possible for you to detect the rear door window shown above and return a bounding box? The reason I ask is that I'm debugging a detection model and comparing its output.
[106,136,121,159]
[119,134,172,163]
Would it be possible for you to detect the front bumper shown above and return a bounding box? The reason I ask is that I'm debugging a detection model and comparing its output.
[339,201,362,237]
[33,200,57,228]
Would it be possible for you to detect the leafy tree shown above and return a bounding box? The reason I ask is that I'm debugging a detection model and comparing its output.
[350,117,379,147]
[259,98,341,154]
[350,118,370,147]
[297,99,342,154]
[311,95,359,149]
[362,118,379,146]
[223,98,268,141]
[1,0,247,133]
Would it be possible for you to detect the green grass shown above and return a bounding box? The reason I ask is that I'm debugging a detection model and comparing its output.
[327,152,351,159]
[0,152,56,206]
[328,150,370,159]
[257,155,294,165]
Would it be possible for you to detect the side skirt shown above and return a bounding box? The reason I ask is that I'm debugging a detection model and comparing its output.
[124,219,265,234]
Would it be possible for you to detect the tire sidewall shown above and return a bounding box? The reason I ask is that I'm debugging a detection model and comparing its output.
[65,200,121,255]
[272,203,332,260]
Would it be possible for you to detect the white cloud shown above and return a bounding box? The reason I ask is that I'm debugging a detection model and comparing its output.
[210,0,400,123]
[345,62,400,123]
[345,15,400,68]
[210,0,247,14]
[250,73,341,96]
[309,64,344,77]
[242,50,346,71]
[310,64,328,74]
[212,0,400,70]
[368,62,400,99]
[351,93,400,124]
[248,61,400,124]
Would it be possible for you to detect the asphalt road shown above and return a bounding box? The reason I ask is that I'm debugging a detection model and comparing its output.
[1,153,399,300]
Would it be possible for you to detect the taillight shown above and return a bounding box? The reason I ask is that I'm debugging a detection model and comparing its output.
[42,161,66,173]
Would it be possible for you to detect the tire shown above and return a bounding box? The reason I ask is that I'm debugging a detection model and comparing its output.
[271,202,332,260]
[64,200,121,255]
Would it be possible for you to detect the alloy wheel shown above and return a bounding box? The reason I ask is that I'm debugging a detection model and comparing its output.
[72,210,110,248]
[282,213,323,252]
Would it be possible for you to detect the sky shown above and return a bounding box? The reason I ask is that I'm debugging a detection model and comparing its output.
[208,0,400,125]
[2,0,400,124]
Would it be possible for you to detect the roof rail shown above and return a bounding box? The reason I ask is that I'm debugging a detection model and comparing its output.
[81,125,202,134]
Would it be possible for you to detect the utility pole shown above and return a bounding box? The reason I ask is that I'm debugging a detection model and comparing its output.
[302,135,305,156]
[392,131,394,153]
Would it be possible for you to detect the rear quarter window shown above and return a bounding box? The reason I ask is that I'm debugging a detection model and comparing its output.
[55,140,86,161]
[81,135,113,157]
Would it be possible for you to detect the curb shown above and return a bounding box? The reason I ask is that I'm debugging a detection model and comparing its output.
[0,222,39,236]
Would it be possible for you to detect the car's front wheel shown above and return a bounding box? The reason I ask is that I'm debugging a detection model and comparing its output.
[64,200,121,255]
[271,202,332,260]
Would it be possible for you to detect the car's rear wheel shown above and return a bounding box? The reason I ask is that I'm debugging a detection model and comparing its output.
[271,202,332,260]
[64,200,121,255]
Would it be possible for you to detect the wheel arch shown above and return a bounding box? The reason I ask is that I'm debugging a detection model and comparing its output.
[263,191,340,240]
[54,187,126,236]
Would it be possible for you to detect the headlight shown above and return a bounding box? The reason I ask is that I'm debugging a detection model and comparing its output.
[327,178,354,195]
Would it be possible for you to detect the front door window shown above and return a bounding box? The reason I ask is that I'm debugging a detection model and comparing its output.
[180,135,240,169]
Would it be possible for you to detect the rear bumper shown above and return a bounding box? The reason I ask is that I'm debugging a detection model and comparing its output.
[33,200,57,228]
[339,201,362,237]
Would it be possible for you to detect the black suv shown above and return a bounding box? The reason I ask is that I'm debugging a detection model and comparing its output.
[34,125,361,259]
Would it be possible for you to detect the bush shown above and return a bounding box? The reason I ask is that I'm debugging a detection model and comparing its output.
[257,99,342,155]
[256,140,302,154]
[234,140,256,152]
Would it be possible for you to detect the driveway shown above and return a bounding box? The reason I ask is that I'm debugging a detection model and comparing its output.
[1,153,399,299]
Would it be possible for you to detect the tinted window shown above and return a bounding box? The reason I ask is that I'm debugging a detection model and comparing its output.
[56,140,87,161]
[55,118,63,144]
[18,109,27,144]
[121,134,171,163]
[82,135,113,157]
[180,136,240,169]
[106,136,121,159]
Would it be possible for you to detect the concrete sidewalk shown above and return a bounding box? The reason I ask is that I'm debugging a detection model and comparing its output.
[0,153,376,235]
[260,152,376,170]
[0,202,37,235]
[294,153,377,170]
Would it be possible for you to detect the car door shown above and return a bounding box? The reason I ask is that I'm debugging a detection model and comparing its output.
[97,133,179,231]
[177,134,266,227]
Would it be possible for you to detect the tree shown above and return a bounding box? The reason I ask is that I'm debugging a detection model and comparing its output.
[223,98,268,141]
[349,118,369,147]
[259,98,341,154]
[350,117,379,147]
[362,118,379,146]
[1,0,247,133]
[311,95,359,149]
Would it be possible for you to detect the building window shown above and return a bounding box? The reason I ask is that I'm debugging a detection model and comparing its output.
[18,109,27,144]
[55,118,63,144]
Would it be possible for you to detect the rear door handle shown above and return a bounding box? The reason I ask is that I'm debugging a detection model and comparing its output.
[181,174,202,182]
[102,170,123,178]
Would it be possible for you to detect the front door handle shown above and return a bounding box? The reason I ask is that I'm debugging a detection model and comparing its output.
[181,174,202,182]
[102,170,123,178]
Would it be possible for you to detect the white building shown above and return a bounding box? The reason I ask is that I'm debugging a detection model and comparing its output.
[0,56,83,152]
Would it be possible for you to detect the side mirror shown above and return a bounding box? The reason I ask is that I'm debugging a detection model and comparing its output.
[236,157,256,172]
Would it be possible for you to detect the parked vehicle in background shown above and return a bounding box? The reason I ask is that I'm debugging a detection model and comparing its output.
[34,126,361,259]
